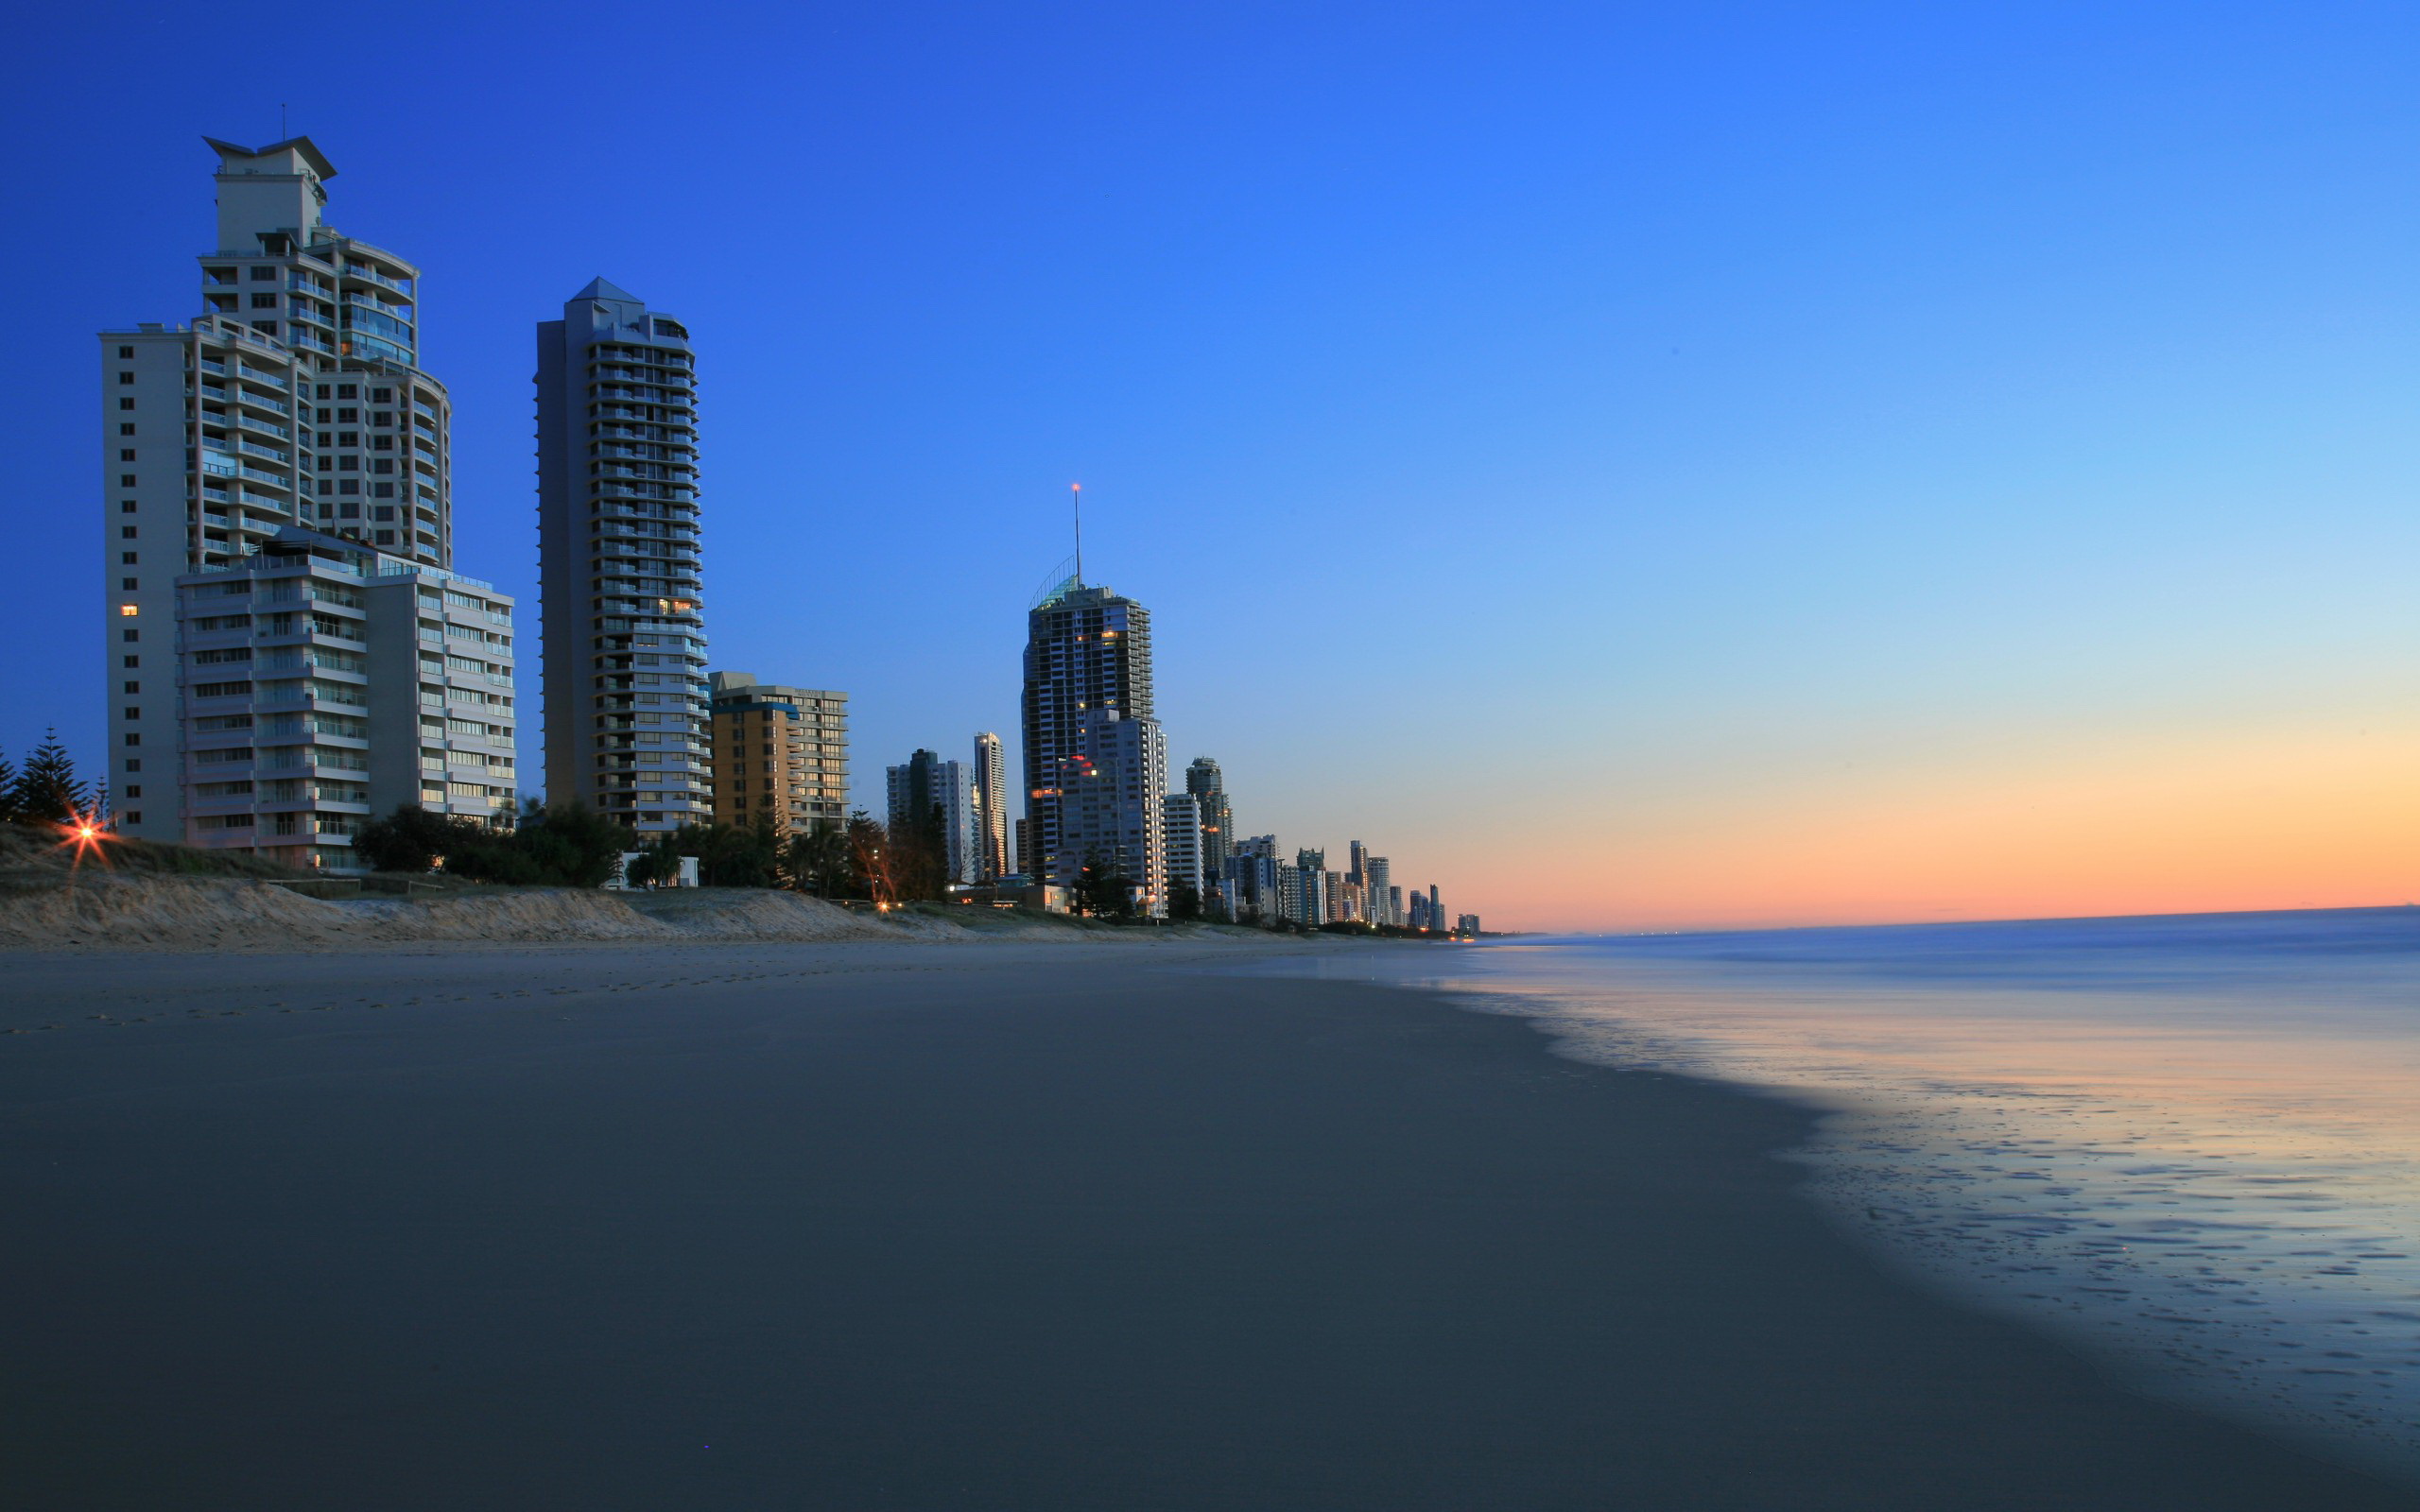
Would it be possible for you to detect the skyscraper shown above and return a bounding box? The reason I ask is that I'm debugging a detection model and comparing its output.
[1224,834,1281,923]
[1161,792,1203,911]
[1184,757,1231,876]
[707,672,848,834]
[974,731,1009,880]
[1429,884,1443,932]
[888,748,979,885]
[536,280,706,836]
[103,137,516,860]
[1365,855,1392,925]
[1021,573,1167,915]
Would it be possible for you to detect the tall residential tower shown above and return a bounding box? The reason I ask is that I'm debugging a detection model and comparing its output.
[536,281,707,835]
[102,137,516,863]
[974,730,1009,880]
[1021,573,1167,916]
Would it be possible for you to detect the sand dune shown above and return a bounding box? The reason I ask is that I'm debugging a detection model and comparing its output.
[0,872,1262,952]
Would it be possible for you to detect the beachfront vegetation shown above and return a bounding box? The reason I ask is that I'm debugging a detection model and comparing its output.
[354,802,627,886]
[1,730,92,826]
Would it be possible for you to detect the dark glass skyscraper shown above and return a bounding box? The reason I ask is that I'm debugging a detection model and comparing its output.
[1184,757,1232,878]
[1021,575,1167,914]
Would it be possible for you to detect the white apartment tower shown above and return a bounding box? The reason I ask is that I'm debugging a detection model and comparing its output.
[1161,792,1203,908]
[100,137,513,863]
[974,730,1009,880]
[536,281,708,836]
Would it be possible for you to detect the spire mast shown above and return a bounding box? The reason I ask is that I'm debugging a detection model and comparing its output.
[1071,482,1083,587]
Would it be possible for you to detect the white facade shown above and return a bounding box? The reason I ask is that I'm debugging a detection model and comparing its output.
[167,531,514,868]
[104,136,464,849]
[1160,792,1202,908]
[974,730,1009,880]
[1062,711,1169,918]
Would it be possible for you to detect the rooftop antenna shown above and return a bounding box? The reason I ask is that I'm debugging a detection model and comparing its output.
[281,103,288,140]
[1071,482,1083,587]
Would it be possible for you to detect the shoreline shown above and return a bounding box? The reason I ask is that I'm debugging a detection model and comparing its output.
[4,940,2412,1506]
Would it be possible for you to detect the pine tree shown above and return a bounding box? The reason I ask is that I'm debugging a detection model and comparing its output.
[0,746,18,825]
[12,729,89,825]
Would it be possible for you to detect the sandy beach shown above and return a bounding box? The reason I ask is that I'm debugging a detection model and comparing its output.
[2,937,2411,1509]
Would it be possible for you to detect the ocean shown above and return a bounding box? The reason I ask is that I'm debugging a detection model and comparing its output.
[1249,907,2420,1479]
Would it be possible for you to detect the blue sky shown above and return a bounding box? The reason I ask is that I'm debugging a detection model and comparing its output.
[8,2,2419,926]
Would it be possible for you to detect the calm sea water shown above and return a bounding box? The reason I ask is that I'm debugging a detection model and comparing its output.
[1251,908,2420,1478]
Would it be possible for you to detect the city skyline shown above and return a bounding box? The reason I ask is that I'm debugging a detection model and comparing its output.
[13,5,2419,930]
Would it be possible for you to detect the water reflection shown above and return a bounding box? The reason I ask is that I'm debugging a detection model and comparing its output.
[1256,909,2420,1476]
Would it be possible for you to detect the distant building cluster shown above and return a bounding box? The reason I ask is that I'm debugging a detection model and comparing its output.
[93,135,1475,928]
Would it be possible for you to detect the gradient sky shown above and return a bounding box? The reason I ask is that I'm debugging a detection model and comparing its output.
[7,2,2419,931]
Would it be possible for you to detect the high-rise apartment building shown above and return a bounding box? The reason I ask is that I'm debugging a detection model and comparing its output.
[1161,792,1203,909]
[707,672,847,833]
[166,538,517,865]
[1429,885,1443,932]
[1184,758,1231,878]
[537,280,706,836]
[1456,914,1482,936]
[1223,834,1280,923]
[887,748,979,885]
[102,137,511,859]
[974,731,1009,880]
[1022,576,1167,916]
[1365,855,1392,925]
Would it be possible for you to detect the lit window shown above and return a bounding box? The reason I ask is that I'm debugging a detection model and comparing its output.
[119,605,139,617]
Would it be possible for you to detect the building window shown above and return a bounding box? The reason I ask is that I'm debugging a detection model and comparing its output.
[119,449,136,462]
[124,708,140,720]
[117,345,133,358]
[120,474,136,487]
[124,811,140,825]
[124,758,140,772]
[250,266,276,281]
[371,387,392,403]
[373,482,395,499]
[118,398,133,410]
[123,656,138,668]
[119,423,134,436]
[121,577,138,591]
[125,786,141,799]
[121,501,136,513]
[121,525,136,539]
[316,385,331,400]
[375,530,396,545]
[337,384,357,400]
[124,681,139,694]
[125,734,140,747]
[252,321,275,335]
[121,552,137,565]
[251,293,277,309]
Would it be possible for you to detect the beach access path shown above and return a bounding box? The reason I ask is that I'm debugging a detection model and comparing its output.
[1,939,2411,1509]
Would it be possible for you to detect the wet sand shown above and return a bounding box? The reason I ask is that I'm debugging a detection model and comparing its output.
[0,941,2411,1508]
